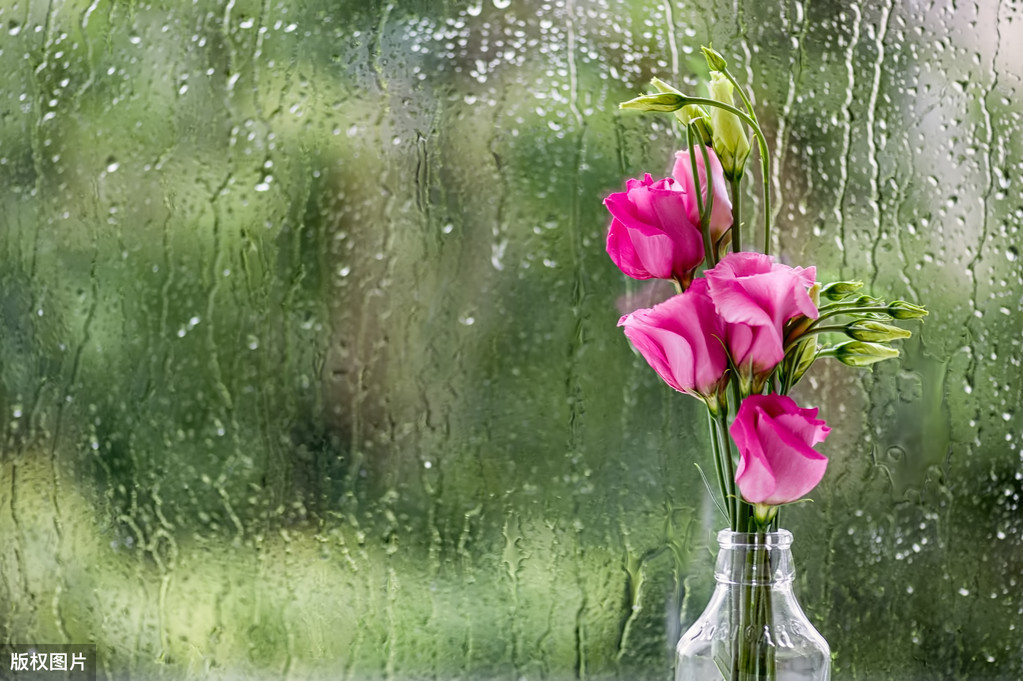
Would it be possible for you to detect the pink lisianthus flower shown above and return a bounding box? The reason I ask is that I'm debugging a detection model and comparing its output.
[672,146,733,243]
[617,279,729,402]
[604,174,707,285]
[731,394,830,513]
[705,252,818,382]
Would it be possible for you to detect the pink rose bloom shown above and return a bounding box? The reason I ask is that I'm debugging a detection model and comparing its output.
[705,252,818,375]
[617,279,728,400]
[604,174,706,283]
[731,394,831,506]
[672,146,733,243]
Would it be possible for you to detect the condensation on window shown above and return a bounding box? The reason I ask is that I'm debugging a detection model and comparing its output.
[0,1,1020,679]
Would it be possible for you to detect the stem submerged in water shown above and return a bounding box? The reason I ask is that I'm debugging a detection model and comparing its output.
[733,530,776,681]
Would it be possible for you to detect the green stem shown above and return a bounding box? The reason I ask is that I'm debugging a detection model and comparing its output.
[706,408,732,529]
[687,125,717,269]
[781,324,847,354]
[741,532,758,680]
[715,404,738,533]
[720,68,754,255]
[730,176,742,253]
[814,304,892,323]
[676,96,772,256]
[720,70,759,129]
[757,531,775,680]
[779,345,801,396]
[737,529,776,681]
[697,139,716,232]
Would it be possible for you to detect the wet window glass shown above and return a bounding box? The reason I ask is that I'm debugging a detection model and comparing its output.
[1,1,1020,679]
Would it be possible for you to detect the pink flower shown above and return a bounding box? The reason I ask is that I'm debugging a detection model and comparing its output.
[672,146,733,243]
[604,174,706,283]
[731,394,830,506]
[705,252,818,375]
[618,279,728,400]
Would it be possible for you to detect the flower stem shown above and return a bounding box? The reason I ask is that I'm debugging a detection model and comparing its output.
[687,125,717,268]
[730,176,742,253]
[714,406,739,532]
[781,324,847,354]
[675,96,772,256]
[814,304,893,323]
[719,70,759,131]
[706,408,732,528]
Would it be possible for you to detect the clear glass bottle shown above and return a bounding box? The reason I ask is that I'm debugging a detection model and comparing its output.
[676,530,830,681]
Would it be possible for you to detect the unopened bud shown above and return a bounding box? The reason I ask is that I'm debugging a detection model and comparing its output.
[846,320,912,343]
[789,337,819,387]
[830,341,900,367]
[820,281,864,301]
[888,301,928,320]
[619,92,687,113]
[650,78,713,143]
[701,45,728,72]
[650,77,681,96]
[708,72,751,180]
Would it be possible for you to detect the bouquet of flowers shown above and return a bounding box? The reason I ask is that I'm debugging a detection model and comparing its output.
[605,46,927,680]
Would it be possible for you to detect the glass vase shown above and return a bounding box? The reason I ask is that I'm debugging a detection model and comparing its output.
[676,530,830,681]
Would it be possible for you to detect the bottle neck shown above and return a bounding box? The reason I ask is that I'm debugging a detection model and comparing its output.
[714,529,796,586]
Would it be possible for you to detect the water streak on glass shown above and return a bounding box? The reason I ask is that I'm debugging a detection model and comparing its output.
[0,0,1021,679]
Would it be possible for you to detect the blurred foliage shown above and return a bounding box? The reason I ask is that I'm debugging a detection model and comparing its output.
[0,0,1021,679]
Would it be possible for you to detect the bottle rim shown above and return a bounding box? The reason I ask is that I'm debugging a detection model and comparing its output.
[716,529,793,549]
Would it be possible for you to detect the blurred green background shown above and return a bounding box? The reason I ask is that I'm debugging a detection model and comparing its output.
[0,0,1020,679]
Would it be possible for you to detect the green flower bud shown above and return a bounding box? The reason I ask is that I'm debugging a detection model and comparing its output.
[650,77,714,143]
[789,337,819,387]
[830,341,900,367]
[701,45,728,72]
[820,280,864,301]
[845,320,913,343]
[707,72,751,180]
[888,301,929,320]
[619,92,687,113]
[650,76,681,96]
